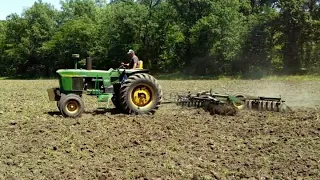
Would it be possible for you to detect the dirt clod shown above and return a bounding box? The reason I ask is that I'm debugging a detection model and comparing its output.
[207,103,238,116]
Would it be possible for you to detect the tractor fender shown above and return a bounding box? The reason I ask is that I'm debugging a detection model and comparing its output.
[125,69,150,75]
[119,69,151,84]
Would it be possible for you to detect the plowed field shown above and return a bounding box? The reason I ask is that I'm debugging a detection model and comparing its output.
[0,79,319,179]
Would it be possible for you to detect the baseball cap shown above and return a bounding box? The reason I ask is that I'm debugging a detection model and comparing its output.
[127,49,134,54]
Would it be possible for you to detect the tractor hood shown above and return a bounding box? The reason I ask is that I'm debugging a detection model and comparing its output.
[56,69,111,77]
[56,68,150,77]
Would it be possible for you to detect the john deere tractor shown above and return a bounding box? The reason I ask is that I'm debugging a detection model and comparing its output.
[47,54,163,118]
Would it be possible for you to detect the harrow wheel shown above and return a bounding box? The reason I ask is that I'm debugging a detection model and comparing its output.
[58,94,84,118]
[119,73,163,115]
[232,94,247,110]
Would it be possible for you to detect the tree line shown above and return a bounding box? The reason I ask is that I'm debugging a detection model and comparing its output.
[0,0,319,78]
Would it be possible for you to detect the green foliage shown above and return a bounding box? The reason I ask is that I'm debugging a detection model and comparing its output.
[0,21,6,75]
[60,0,97,21]
[184,0,246,75]
[95,2,149,68]
[42,17,98,69]
[0,0,320,78]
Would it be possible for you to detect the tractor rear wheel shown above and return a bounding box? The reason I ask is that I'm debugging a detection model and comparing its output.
[119,73,162,115]
[59,94,84,118]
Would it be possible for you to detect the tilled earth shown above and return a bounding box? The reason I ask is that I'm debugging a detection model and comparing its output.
[0,79,319,179]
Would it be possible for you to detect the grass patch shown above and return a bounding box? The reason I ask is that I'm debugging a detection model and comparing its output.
[153,73,240,80]
[261,75,320,81]
[154,73,320,81]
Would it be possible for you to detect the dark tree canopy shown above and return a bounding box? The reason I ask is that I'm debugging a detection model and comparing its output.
[0,0,320,78]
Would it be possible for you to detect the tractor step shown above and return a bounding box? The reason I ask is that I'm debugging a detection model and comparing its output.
[97,94,114,110]
[87,89,103,95]
[98,94,112,102]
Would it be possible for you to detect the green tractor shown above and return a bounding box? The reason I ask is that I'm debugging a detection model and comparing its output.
[47,54,163,118]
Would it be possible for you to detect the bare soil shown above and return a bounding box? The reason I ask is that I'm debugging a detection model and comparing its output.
[0,79,319,179]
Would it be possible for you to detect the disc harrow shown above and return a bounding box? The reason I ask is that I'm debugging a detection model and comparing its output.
[168,90,291,114]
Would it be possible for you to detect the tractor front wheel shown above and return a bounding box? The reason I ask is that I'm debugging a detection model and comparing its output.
[119,73,162,115]
[59,94,85,118]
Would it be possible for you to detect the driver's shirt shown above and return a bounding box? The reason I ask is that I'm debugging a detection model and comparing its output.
[129,55,139,69]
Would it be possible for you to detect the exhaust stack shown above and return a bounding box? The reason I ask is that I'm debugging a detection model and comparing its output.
[86,57,92,70]
[72,54,80,69]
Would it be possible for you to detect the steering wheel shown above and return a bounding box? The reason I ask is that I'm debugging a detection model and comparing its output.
[118,64,127,69]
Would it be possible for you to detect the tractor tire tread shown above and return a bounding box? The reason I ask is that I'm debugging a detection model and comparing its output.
[59,93,85,118]
[119,73,162,115]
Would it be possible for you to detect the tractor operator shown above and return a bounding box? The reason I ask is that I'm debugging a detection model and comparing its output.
[121,49,140,69]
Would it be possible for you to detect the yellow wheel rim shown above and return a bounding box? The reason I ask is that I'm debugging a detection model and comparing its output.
[66,100,79,114]
[233,101,243,107]
[233,95,245,109]
[131,84,154,107]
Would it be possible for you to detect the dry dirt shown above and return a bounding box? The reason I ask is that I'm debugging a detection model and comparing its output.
[0,79,319,179]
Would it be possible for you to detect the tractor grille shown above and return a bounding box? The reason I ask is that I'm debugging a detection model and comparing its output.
[72,77,84,91]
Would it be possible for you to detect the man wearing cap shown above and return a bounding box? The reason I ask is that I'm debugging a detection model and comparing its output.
[121,49,140,69]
